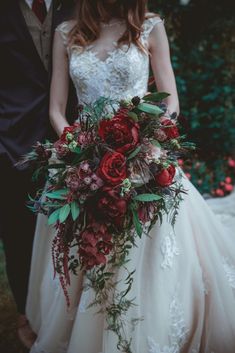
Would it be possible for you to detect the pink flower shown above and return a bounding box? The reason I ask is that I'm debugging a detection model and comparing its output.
[154,129,167,142]
[178,159,184,167]
[225,177,232,184]
[224,184,234,192]
[185,172,191,179]
[228,158,235,168]
[90,183,99,191]
[215,189,224,197]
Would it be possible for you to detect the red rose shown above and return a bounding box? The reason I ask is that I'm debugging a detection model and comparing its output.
[97,187,128,226]
[161,119,179,140]
[155,165,176,187]
[99,152,127,185]
[98,109,139,154]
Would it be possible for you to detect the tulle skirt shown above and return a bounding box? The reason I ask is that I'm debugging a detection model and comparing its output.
[27,174,235,353]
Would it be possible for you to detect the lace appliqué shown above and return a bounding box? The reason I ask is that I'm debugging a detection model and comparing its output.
[160,230,180,269]
[55,17,163,105]
[147,290,188,353]
[222,257,235,289]
[141,16,163,44]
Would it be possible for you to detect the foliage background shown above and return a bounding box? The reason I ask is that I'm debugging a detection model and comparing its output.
[149,0,235,196]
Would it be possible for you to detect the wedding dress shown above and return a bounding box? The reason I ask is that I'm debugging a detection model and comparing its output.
[26,16,235,353]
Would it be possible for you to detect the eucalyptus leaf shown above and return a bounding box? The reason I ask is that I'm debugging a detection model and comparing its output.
[127,146,141,160]
[71,201,80,221]
[59,204,71,223]
[151,139,161,148]
[143,92,170,102]
[46,189,68,200]
[131,208,143,238]
[137,103,163,116]
[128,112,139,122]
[134,193,162,202]
[48,208,61,225]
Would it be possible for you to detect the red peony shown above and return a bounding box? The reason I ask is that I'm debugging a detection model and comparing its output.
[99,152,127,185]
[161,119,179,140]
[155,165,176,187]
[97,187,128,226]
[98,109,139,154]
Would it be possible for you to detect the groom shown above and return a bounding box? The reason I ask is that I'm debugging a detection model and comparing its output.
[0,0,76,347]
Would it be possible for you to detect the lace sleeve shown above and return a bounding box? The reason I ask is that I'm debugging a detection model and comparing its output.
[55,21,75,50]
[141,16,164,43]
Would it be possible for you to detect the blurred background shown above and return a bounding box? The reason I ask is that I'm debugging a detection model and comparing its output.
[149,0,235,196]
[0,0,234,352]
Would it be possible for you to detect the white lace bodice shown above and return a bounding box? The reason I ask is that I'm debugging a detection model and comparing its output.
[56,16,163,104]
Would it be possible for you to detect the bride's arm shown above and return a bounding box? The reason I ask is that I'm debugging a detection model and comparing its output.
[49,31,70,137]
[149,21,180,116]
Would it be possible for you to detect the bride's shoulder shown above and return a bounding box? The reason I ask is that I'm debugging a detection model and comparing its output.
[55,20,76,42]
[141,13,164,40]
[143,13,164,30]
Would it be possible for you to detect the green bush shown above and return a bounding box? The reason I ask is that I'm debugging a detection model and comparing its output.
[149,0,235,196]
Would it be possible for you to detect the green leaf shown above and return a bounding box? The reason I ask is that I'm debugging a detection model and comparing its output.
[48,208,61,225]
[143,92,170,102]
[128,112,139,122]
[131,207,142,237]
[127,146,141,160]
[71,201,80,221]
[72,146,82,154]
[46,189,68,200]
[134,193,162,202]
[59,204,71,223]
[137,103,163,116]
[151,139,161,148]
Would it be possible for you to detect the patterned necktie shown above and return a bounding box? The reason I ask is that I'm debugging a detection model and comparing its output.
[32,0,47,23]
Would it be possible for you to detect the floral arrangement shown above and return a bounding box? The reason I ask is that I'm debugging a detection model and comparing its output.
[23,94,194,352]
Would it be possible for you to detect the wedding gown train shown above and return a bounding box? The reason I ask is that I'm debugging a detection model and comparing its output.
[26,17,235,353]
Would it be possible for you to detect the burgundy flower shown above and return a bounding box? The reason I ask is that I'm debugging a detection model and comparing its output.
[78,222,113,269]
[99,152,127,186]
[65,169,80,191]
[155,165,176,187]
[98,109,139,154]
[97,187,128,226]
[161,119,179,140]
[54,140,69,158]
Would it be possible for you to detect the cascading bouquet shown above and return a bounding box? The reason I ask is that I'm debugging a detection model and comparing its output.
[23,93,194,352]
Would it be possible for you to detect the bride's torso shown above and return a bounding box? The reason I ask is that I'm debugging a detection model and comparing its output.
[56,15,163,104]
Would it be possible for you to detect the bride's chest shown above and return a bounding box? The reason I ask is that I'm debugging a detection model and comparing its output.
[69,44,149,86]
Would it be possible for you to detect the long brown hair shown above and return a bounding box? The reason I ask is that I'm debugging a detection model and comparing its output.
[69,0,152,50]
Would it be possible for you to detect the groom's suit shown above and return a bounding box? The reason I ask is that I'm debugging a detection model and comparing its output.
[0,0,76,314]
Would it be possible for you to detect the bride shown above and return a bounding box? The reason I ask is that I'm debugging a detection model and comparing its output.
[26,0,235,352]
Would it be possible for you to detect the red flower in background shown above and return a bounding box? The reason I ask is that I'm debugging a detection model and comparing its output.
[99,152,127,185]
[98,109,139,154]
[155,165,176,187]
[161,119,179,140]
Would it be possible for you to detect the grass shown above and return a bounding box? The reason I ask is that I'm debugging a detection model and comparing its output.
[0,241,28,353]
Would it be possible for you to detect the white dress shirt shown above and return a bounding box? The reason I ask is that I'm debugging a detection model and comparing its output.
[24,0,52,12]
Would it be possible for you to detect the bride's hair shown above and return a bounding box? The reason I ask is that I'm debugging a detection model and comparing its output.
[68,0,153,51]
